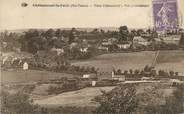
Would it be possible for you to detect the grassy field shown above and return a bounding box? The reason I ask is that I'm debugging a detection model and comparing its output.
[34,82,175,109]
[72,50,184,73]
[1,70,79,84]
[34,86,115,107]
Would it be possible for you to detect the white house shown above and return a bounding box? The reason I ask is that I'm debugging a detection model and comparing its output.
[23,62,28,70]
[133,36,150,46]
[108,38,118,43]
[83,74,90,78]
[102,41,112,46]
[160,35,181,45]
[98,46,109,51]
[111,71,125,81]
[178,72,184,76]
[117,43,131,49]
[91,81,96,86]
[82,73,97,80]
[80,47,88,53]
[101,39,113,46]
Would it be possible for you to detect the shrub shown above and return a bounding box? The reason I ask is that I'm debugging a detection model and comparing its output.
[1,91,48,114]
[47,80,85,95]
[22,84,36,93]
[93,84,138,114]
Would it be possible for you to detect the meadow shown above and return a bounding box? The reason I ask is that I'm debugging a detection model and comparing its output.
[1,70,79,84]
[34,86,115,108]
[72,50,184,73]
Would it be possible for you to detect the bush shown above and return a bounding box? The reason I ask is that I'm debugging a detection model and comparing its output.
[93,84,138,114]
[47,80,86,95]
[94,83,184,114]
[1,91,48,114]
[47,106,94,114]
[22,84,36,93]
[137,83,184,114]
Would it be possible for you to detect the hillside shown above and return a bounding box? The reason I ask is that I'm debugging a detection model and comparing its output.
[72,50,184,73]
[34,86,115,107]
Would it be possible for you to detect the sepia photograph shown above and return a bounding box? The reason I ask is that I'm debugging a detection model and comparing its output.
[0,0,184,114]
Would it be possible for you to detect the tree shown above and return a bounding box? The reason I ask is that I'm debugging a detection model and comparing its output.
[175,72,179,76]
[44,29,55,38]
[128,31,135,45]
[150,70,157,77]
[129,69,133,75]
[169,71,174,77]
[124,70,128,75]
[91,67,96,73]
[179,33,184,47]
[55,29,62,37]
[1,91,47,114]
[146,28,151,34]
[144,65,151,72]
[117,69,122,74]
[68,28,76,44]
[119,26,129,41]
[92,28,99,34]
[134,69,140,75]
[21,30,42,53]
[136,29,144,36]
[93,84,138,114]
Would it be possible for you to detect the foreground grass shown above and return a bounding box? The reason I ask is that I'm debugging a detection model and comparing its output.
[1,82,183,114]
[34,86,115,107]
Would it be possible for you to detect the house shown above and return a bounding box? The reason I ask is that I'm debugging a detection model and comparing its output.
[112,75,125,81]
[23,62,28,70]
[108,38,118,43]
[98,39,117,51]
[50,47,64,55]
[101,38,115,46]
[98,72,112,79]
[160,35,181,45]
[111,71,125,81]
[178,72,184,76]
[116,41,131,49]
[78,39,90,53]
[80,47,88,52]
[98,46,109,51]
[91,81,96,86]
[82,73,97,80]
[133,36,150,46]
[101,41,112,46]
[83,74,90,78]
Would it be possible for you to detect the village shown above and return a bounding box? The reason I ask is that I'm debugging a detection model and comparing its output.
[1,26,184,88]
[1,0,184,113]
[1,26,184,114]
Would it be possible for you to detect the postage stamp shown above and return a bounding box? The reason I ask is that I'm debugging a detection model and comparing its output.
[152,0,178,31]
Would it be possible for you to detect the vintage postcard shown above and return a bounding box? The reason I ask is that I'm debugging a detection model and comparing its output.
[0,0,184,114]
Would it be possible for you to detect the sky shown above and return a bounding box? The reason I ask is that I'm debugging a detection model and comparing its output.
[0,0,184,30]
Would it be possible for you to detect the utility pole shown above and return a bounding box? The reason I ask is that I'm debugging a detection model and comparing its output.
[151,50,160,68]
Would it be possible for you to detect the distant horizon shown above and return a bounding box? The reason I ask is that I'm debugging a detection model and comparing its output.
[0,26,157,32]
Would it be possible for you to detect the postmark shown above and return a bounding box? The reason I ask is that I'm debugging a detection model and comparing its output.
[152,0,178,31]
